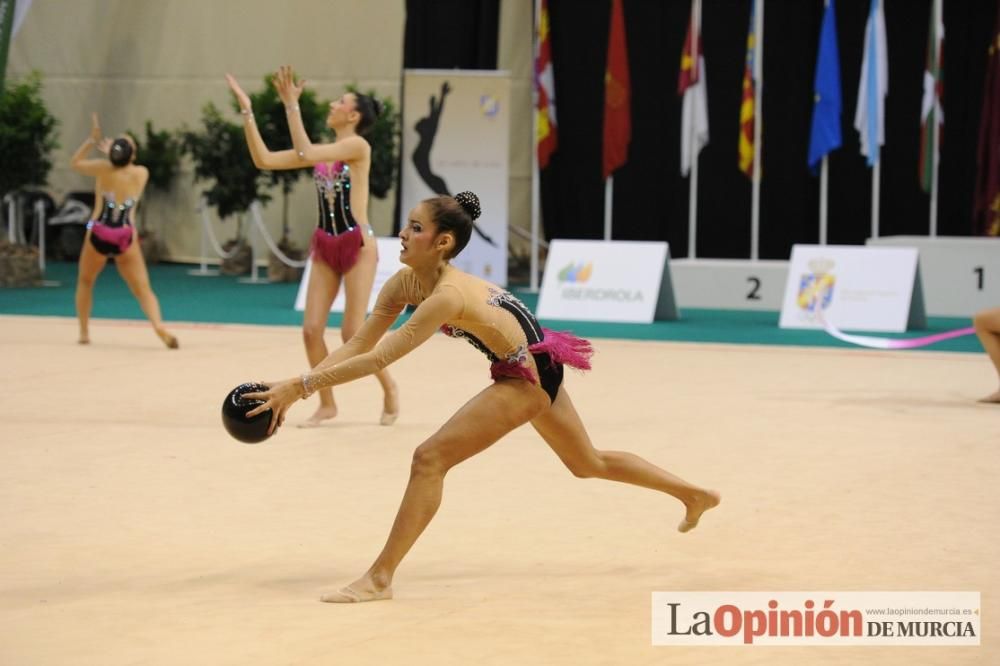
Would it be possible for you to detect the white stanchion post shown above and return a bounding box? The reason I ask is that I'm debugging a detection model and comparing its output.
[6,195,15,243]
[188,199,220,277]
[238,205,269,284]
[35,199,45,273]
[35,199,60,287]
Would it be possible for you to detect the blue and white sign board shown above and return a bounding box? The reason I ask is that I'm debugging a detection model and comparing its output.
[537,240,679,323]
[294,237,405,313]
[779,244,926,332]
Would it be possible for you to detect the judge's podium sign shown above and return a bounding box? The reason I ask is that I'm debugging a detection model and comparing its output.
[778,244,926,332]
[537,240,679,323]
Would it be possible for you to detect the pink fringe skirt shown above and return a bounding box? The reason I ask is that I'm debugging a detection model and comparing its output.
[490,328,593,385]
[88,221,134,256]
[311,226,362,274]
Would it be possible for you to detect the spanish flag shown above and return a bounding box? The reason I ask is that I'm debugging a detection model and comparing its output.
[738,0,756,178]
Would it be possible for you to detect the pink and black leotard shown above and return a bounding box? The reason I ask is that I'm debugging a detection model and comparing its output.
[87,195,135,257]
[310,161,366,274]
[306,265,594,404]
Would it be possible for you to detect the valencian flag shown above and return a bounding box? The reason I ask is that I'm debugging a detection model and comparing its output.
[678,0,709,177]
[602,0,631,180]
[738,0,756,177]
[973,4,1000,236]
[854,0,888,167]
[535,0,557,170]
[808,0,842,173]
[919,1,944,193]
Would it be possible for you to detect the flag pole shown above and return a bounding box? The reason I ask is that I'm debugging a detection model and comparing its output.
[687,0,701,259]
[687,141,699,258]
[530,0,542,291]
[819,0,830,246]
[929,0,941,237]
[871,160,880,238]
[604,177,613,240]
[750,0,764,260]
[530,149,541,291]
[820,155,829,244]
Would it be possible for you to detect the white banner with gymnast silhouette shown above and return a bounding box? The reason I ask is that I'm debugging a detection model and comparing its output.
[400,69,510,286]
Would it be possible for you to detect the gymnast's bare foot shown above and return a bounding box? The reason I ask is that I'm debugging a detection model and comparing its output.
[78,330,90,345]
[155,328,179,349]
[978,390,1000,404]
[381,384,400,426]
[678,489,721,533]
[320,573,392,603]
[299,404,338,428]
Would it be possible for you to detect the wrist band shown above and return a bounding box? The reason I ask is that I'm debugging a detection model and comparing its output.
[300,372,316,398]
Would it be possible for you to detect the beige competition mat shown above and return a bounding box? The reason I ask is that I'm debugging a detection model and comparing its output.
[2,315,998,665]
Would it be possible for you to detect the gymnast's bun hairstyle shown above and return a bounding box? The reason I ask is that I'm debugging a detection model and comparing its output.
[454,191,481,221]
[423,190,481,259]
[354,92,382,136]
[109,137,134,167]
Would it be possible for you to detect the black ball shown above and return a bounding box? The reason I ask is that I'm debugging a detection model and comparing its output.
[221,382,273,444]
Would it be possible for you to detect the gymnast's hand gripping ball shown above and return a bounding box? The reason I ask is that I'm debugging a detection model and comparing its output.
[221,382,274,444]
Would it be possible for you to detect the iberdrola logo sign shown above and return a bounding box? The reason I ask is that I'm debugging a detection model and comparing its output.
[558,261,593,283]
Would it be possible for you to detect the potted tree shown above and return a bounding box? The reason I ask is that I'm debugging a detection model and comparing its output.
[0,71,59,286]
[181,103,271,275]
[132,121,182,264]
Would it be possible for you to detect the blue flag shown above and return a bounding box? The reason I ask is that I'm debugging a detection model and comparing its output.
[808,0,842,172]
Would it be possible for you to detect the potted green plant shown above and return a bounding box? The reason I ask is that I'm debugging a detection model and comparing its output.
[131,121,182,264]
[0,71,59,286]
[181,102,271,275]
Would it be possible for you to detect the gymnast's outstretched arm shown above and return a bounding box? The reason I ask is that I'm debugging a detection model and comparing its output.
[273,65,370,166]
[246,277,463,430]
[70,113,113,177]
[225,73,304,171]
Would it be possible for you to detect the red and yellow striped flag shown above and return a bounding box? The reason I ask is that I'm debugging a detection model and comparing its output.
[738,0,756,177]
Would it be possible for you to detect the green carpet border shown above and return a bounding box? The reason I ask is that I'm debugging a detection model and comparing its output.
[0,261,982,354]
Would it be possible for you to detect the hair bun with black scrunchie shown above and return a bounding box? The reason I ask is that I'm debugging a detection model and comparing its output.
[454,191,481,221]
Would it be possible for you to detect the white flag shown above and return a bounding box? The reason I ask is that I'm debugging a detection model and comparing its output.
[681,55,709,177]
[853,0,888,166]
